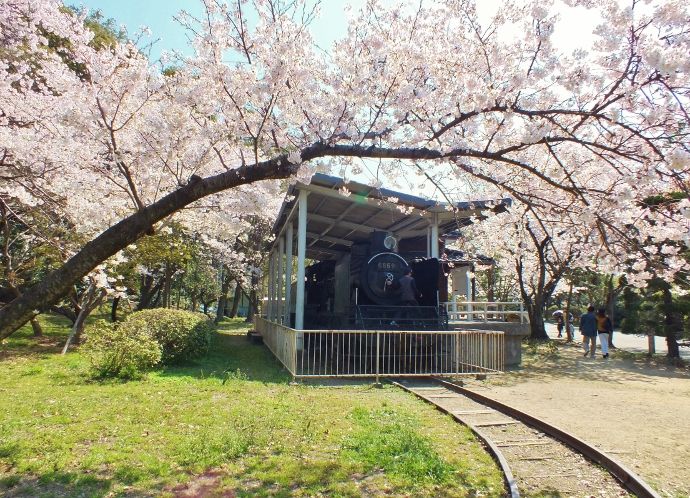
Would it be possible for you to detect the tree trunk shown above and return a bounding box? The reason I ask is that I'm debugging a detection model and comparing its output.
[137,274,159,310]
[245,289,257,323]
[151,287,162,307]
[203,300,213,316]
[229,283,242,318]
[514,241,553,342]
[516,256,549,341]
[564,281,574,342]
[662,286,680,358]
[216,294,227,322]
[162,263,173,308]
[62,282,106,354]
[111,296,120,322]
[68,310,88,349]
[605,275,617,348]
[486,266,495,302]
[50,304,77,324]
[30,316,43,337]
[215,272,232,324]
[527,299,549,340]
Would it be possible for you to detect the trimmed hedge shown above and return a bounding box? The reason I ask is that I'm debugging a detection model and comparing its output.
[121,309,213,364]
[84,320,162,379]
[84,309,213,379]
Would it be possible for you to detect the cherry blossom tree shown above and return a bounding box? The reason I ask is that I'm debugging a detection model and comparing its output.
[463,202,588,339]
[1,0,689,337]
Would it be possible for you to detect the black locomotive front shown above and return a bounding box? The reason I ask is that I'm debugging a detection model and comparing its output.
[360,252,410,306]
[301,231,445,330]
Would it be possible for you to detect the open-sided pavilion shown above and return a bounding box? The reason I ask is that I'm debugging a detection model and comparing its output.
[255,173,524,380]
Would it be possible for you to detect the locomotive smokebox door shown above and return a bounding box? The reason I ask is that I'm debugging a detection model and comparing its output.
[361,252,410,305]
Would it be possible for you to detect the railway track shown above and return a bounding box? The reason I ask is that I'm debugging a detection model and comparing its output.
[394,378,661,498]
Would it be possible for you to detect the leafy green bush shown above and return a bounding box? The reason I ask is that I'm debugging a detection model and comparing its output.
[122,309,213,364]
[84,320,162,379]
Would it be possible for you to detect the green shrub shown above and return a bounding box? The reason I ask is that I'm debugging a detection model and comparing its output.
[122,309,213,364]
[84,320,162,379]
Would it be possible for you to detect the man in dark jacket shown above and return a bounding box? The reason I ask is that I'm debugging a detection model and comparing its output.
[398,269,420,306]
[579,305,598,358]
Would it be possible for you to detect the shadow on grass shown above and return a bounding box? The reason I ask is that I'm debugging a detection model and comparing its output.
[224,456,478,498]
[0,314,72,361]
[166,459,359,498]
[1,471,114,498]
[224,457,365,498]
[300,378,380,388]
[158,325,292,385]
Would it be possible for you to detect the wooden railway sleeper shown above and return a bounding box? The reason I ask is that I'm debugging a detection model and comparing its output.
[393,377,662,498]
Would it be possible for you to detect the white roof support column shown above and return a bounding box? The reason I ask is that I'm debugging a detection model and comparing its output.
[285,222,293,327]
[426,226,431,258]
[295,190,309,331]
[430,213,440,259]
[465,269,472,301]
[267,250,274,320]
[273,251,278,321]
[466,268,473,316]
[277,235,285,324]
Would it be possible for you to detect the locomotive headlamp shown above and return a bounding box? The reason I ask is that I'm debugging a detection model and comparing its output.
[383,235,397,250]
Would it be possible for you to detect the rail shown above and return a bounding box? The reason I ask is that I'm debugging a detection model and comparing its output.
[442,300,528,324]
[404,378,662,498]
[254,317,504,380]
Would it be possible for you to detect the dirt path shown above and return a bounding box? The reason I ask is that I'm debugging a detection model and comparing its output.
[462,342,690,497]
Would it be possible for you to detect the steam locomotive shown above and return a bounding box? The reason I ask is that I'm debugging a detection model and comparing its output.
[303,231,447,330]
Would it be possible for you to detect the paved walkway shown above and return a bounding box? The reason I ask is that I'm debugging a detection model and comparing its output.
[544,322,690,360]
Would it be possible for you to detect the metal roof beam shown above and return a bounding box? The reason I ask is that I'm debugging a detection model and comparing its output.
[306,232,353,247]
[309,213,376,234]
[385,216,428,234]
[307,247,346,259]
[308,203,358,247]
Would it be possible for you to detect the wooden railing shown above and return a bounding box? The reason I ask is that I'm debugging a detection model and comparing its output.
[442,301,528,324]
[255,317,504,380]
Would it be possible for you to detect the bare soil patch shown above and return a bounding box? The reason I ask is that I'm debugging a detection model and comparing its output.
[463,342,690,497]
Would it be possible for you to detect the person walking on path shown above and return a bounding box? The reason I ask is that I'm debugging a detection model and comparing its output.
[566,313,575,342]
[579,305,598,358]
[596,308,613,359]
[556,313,564,338]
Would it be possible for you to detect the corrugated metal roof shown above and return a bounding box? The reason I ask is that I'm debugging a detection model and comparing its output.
[271,173,510,260]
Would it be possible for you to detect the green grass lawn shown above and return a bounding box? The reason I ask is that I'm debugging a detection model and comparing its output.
[0,315,504,497]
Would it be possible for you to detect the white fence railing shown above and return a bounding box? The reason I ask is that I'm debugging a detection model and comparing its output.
[255,317,504,380]
[256,317,297,374]
[443,301,528,324]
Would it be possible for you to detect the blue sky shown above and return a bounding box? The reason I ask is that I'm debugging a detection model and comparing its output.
[76,0,596,63]
[76,0,367,62]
